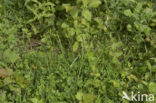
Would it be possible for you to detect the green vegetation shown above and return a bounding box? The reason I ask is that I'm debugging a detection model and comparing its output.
[0,0,156,103]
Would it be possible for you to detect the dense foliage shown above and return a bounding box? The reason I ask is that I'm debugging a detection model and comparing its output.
[0,0,156,103]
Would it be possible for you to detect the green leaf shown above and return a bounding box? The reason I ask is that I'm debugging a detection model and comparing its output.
[61,22,69,28]
[110,80,120,88]
[82,9,92,21]
[3,49,20,63]
[82,0,89,7]
[88,0,101,8]
[73,42,79,52]
[15,75,26,88]
[83,93,96,103]
[111,41,122,50]
[95,97,101,103]
[30,98,38,103]
[135,3,142,13]
[41,38,47,43]
[124,9,133,17]
[149,82,156,94]
[30,98,44,103]
[75,91,83,101]
[4,77,14,85]
[62,4,72,12]
[70,7,79,18]
[92,79,101,87]
[114,51,123,57]
[127,24,132,31]
[150,58,156,62]
[146,61,152,70]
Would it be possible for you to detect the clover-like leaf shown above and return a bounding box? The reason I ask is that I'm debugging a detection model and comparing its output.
[149,82,156,94]
[3,49,20,63]
[88,0,101,8]
[82,9,92,21]
[124,9,133,17]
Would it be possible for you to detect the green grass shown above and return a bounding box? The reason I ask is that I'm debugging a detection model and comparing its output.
[0,0,156,103]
